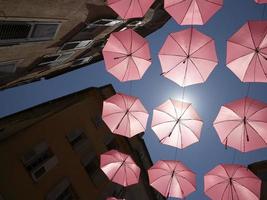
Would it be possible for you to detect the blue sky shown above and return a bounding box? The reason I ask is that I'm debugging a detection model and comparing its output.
[0,0,267,199]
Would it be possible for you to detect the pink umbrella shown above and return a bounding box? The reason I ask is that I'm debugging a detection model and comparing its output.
[164,0,223,25]
[102,93,149,138]
[107,0,154,19]
[151,99,203,149]
[204,164,261,200]
[106,197,124,200]
[159,28,218,87]
[213,97,267,152]
[255,0,267,3]
[100,150,140,187]
[226,20,267,82]
[148,160,196,198]
[103,29,151,82]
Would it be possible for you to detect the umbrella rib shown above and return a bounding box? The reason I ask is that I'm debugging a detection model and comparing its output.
[132,41,148,55]
[222,121,243,143]
[206,0,223,6]
[190,58,205,82]
[231,183,240,200]
[103,111,126,118]
[176,173,196,190]
[126,112,131,137]
[221,183,231,200]
[248,23,257,49]
[162,57,187,75]
[190,39,213,56]
[182,54,190,86]
[182,118,202,122]
[247,123,267,145]
[233,180,260,199]
[150,173,173,185]
[137,0,144,16]
[125,163,139,180]
[155,108,177,120]
[108,0,122,5]
[195,0,204,24]
[190,55,218,62]
[242,53,258,82]
[259,27,267,48]
[214,119,241,125]
[113,34,130,55]
[174,172,185,199]
[130,56,141,78]
[122,57,131,81]
[164,0,187,9]
[257,54,267,76]
[184,0,195,25]
[169,34,188,56]
[205,180,228,193]
[129,112,146,130]
[121,94,128,109]
[178,121,183,148]
[180,120,200,140]
[159,53,186,57]
[123,0,133,19]
[247,119,267,123]
[170,99,179,118]
[247,106,267,119]
[152,120,176,128]
[132,54,151,61]
[165,174,174,198]
[227,40,254,55]
[110,158,127,182]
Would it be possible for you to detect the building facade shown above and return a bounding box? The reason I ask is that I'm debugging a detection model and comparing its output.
[249,160,267,200]
[0,84,165,200]
[0,0,169,90]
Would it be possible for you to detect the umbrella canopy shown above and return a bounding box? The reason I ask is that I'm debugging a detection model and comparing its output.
[151,99,203,149]
[100,150,140,187]
[159,28,218,87]
[255,0,267,3]
[226,20,267,82]
[164,0,223,25]
[103,29,151,82]
[102,93,149,138]
[204,164,261,200]
[148,160,196,199]
[213,97,267,152]
[107,0,154,19]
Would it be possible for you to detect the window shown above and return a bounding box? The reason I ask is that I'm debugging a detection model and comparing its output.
[21,141,58,182]
[66,129,93,155]
[72,56,93,67]
[105,135,119,150]
[86,19,123,29]
[0,21,60,45]
[0,61,17,73]
[112,186,125,199]
[46,178,78,200]
[81,153,107,187]
[91,115,105,129]
[127,20,143,27]
[60,40,93,51]
[38,52,74,66]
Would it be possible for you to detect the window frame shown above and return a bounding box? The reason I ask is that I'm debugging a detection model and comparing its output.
[60,40,94,52]
[0,21,61,45]
[86,19,123,28]
[38,51,74,66]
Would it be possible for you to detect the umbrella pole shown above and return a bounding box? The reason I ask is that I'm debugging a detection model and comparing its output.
[115,111,128,129]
